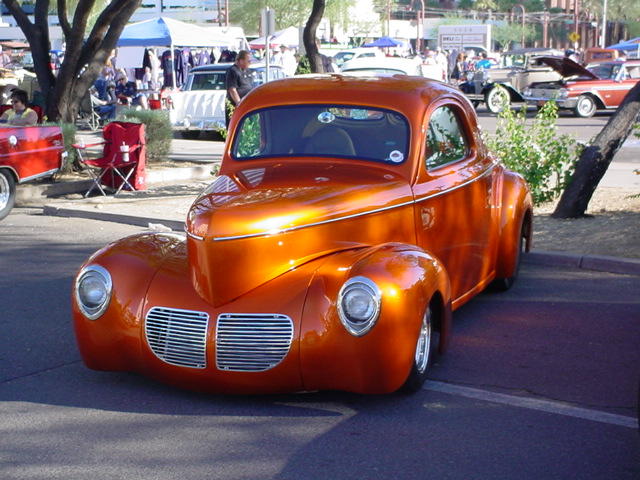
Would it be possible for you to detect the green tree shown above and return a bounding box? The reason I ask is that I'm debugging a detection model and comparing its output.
[2,0,141,123]
[230,0,354,35]
[493,21,537,50]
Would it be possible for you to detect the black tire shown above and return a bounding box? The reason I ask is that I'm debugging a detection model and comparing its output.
[180,130,201,140]
[0,169,16,221]
[485,86,510,114]
[402,306,439,393]
[492,221,526,291]
[574,95,597,118]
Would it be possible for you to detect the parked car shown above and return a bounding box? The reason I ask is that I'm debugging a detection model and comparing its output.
[72,75,532,395]
[332,47,385,69]
[0,125,65,220]
[523,58,640,117]
[459,47,564,113]
[340,56,444,80]
[170,63,287,138]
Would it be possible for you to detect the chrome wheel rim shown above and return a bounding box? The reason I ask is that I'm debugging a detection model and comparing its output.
[0,173,9,211]
[415,309,432,374]
[577,97,595,117]
[489,88,508,112]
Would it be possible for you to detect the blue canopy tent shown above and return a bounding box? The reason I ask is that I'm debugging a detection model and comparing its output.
[607,37,640,57]
[117,17,231,87]
[362,36,402,48]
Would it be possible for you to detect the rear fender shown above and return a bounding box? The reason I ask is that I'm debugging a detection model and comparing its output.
[300,242,451,394]
[496,171,533,279]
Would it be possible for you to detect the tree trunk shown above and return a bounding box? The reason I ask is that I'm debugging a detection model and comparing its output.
[303,0,326,73]
[552,81,640,218]
[2,0,141,123]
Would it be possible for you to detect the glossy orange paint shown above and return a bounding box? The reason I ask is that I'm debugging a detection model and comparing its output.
[72,75,531,394]
[0,126,64,181]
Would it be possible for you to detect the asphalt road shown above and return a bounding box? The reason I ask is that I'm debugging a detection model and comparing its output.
[1,211,638,480]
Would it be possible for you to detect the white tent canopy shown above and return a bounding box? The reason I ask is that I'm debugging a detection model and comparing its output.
[117,17,232,48]
[249,26,299,50]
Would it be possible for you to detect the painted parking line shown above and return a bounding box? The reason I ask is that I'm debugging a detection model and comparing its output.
[425,380,638,429]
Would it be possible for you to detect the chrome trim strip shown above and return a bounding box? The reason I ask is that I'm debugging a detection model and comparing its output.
[414,163,496,204]
[19,168,59,184]
[185,229,205,241]
[212,163,497,242]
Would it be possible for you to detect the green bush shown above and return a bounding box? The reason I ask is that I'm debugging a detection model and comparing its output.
[486,102,580,205]
[117,108,172,163]
[42,122,77,174]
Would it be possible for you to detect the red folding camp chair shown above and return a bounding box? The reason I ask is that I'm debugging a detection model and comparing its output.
[73,121,147,197]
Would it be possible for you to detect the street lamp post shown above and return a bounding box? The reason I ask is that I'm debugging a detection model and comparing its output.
[415,0,425,54]
[600,0,608,48]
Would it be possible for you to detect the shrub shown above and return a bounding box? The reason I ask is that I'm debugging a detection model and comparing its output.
[117,108,172,163]
[44,122,77,174]
[486,102,580,205]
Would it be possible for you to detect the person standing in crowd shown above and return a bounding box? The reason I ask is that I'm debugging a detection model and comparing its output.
[225,50,254,127]
[0,89,38,126]
[450,52,465,85]
[475,52,492,70]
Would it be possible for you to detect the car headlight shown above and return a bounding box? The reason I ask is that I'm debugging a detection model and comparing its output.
[75,265,112,320]
[337,276,381,336]
[523,88,532,97]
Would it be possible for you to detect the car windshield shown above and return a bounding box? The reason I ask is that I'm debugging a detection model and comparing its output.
[189,71,227,90]
[587,63,621,79]
[333,52,355,66]
[501,54,526,68]
[232,104,410,164]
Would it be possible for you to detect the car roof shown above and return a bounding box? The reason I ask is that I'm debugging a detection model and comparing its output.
[190,62,283,73]
[341,56,420,73]
[238,74,459,117]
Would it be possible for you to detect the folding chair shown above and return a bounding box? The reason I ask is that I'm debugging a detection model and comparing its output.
[73,121,146,197]
[77,92,101,131]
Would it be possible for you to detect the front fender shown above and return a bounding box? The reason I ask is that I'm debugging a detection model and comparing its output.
[72,232,185,371]
[495,170,533,279]
[300,243,451,394]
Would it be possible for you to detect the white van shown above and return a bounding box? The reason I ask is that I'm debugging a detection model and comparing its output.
[333,48,384,69]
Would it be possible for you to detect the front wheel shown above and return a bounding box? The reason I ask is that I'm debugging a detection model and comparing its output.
[402,306,438,393]
[574,95,597,118]
[485,86,510,114]
[0,169,16,221]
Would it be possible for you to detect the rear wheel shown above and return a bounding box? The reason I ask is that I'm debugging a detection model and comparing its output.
[492,221,526,291]
[402,306,438,393]
[574,95,597,118]
[485,86,510,114]
[0,169,16,221]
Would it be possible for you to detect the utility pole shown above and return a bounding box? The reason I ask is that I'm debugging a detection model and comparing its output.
[600,0,608,48]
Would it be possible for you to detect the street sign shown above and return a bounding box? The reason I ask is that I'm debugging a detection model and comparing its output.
[568,32,580,43]
[261,8,275,38]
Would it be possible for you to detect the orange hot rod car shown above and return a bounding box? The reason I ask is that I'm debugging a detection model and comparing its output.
[72,75,532,395]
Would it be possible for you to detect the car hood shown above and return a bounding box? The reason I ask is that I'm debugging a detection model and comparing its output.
[185,161,415,306]
[534,56,599,80]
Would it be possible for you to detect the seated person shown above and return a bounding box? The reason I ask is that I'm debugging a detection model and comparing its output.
[90,83,117,121]
[115,76,148,109]
[0,89,38,126]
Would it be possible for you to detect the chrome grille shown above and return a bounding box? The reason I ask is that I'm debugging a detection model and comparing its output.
[216,314,294,372]
[145,307,209,369]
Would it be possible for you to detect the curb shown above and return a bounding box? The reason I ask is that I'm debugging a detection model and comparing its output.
[42,205,185,232]
[39,203,640,278]
[523,251,640,277]
[15,164,217,204]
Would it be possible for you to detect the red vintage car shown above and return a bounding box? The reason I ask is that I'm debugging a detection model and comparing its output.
[72,75,532,395]
[0,125,65,220]
[523,58,640,117]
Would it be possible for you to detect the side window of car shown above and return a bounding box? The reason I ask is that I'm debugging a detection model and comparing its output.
[234,112,265,158]
[425,106,468,170]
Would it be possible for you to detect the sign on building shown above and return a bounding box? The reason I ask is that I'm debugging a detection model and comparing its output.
[438,25,491,52]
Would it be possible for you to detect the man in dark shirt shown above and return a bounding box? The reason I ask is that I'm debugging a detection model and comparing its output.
[225,50,254,127]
